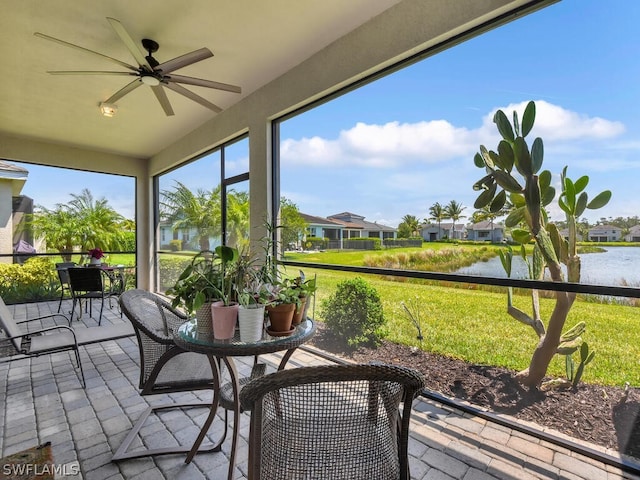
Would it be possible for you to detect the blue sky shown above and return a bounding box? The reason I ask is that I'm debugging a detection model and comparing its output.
[280,0,640,227]
[14,0,640,228]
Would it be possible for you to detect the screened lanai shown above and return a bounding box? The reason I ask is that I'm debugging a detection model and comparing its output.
[4,1,640,478]
[0,0,556,290]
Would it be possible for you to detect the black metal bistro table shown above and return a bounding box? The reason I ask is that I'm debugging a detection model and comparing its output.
[174,318,316,479]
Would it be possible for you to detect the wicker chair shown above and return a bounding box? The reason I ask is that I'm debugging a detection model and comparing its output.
[113,289,223,461]
[239,363,426,480]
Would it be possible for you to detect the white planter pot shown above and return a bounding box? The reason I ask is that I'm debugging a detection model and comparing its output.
[238,304,265,343]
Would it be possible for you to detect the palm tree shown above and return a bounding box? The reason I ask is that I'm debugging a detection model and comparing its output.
[28,207,81,261]
[27,188,127,261]
[444,200,466,240]
[428,202,446,240]
[160,181,222,251]
[226,189,250,249]
[67,189,126,250]
[401,214,420,237]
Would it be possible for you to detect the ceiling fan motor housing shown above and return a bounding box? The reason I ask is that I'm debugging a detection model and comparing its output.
[142,39,160,68]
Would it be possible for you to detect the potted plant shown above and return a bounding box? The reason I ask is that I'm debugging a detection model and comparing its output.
[264,278,302,335]
[290,270,317,325]
[232,248,270,342]
[166,249,224,334]
[236,278,269,343]
[87,247,105,266]
[210,245,240,339]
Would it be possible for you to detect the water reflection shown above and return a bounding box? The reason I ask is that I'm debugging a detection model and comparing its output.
[454,246,640,287]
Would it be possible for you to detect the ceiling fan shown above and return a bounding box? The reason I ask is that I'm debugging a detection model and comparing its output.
[34,17,241,116]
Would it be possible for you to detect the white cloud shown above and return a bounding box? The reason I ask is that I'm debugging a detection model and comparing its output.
[281,101,626,169]
[487,100,626,141]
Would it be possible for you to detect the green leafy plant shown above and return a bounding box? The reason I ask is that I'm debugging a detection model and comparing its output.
[290,270,317,298]
[232,248,271,307]
[166,247,240,313]
[321,277,387,347]
[214,245,239,305]
[565,342,596,388]
[472,100,611,387]
[264,278,303,307]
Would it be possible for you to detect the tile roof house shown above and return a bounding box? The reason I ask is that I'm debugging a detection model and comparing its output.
[299,213,343,242]
[558,228,584,242]
[327,212,397,240]
[299,212,396,249]
[624,225,640,242]
[466,220,504,242]
[588,225,622,242]
[421,222,466,241]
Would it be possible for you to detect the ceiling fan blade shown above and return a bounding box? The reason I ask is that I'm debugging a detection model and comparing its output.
[157,48,213,74]
[104,79,143,104]
[151,85,175,116]
[164,83,223,113]
[47,71,136,76]
[34,32,138,71]
[166,74,241,94]
[106,17,153,71]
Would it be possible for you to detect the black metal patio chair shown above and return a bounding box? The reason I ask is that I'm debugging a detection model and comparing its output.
[68,267,118,325]
[55,262,76,313]
[239,363,426,480]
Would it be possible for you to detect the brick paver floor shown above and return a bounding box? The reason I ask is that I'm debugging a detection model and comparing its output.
[1,300,639,479]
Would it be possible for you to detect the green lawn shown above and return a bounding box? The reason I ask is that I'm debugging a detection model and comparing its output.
[282,245,640,388]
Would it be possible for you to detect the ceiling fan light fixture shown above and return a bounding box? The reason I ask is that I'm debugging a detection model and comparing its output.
[99,102,117,117]
[37,18,241,117]
[141,75,161,86]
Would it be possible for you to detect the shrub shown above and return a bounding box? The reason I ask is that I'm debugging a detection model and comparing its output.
[0,257,59,304]
[321,277,387,347]
[305,237,328,250]
[121,231,136,251]
[158,255,195,292]
[169,239,182,251]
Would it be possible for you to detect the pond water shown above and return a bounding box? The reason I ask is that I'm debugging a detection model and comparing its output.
[454,246,640,287]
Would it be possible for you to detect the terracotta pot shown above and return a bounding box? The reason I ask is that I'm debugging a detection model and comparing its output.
[211,302,239,339]
[238,304,265,343]
[195,302,214,334]
[266,303,296,332]
[291,296,307,325]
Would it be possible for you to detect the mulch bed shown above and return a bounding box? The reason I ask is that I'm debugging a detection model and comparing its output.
[307,323,640,461]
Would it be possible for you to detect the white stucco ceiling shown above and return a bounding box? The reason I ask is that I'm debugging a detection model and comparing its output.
[0,0,401,159]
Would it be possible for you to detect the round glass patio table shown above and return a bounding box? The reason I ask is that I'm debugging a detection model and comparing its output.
[174,318,315,480]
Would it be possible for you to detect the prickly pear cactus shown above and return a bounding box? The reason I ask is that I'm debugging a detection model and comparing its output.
[472,101,611,388]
